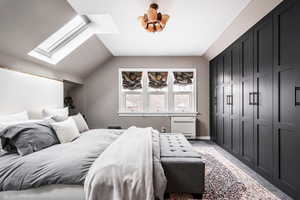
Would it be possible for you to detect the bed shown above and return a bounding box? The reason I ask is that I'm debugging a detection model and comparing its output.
[0,128,205,200]
[0,68,205,199]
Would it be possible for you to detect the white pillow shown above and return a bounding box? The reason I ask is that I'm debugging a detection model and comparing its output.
[51,118,80,143]
[71,113,89,133]
[43,107,68,122]
[0,111,29,123]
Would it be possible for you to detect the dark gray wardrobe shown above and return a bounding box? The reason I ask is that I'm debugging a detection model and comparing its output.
[209,0,300,198]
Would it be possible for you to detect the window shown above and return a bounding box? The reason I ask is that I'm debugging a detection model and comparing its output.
[119,68,196,116]
[173,71,194,112]
[125,94,143,112]
[149,94,167,112]
[174,94,191,112]
[28,15,91,65]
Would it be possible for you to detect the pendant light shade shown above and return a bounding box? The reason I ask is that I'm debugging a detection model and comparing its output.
[138,3,170,33]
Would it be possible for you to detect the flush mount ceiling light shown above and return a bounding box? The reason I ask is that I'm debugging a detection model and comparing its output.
[138,3,170,33]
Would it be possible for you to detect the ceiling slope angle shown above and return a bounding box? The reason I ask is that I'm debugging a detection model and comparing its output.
[0,0,116,80]
[67,0,252,56]
[28,14,119,65]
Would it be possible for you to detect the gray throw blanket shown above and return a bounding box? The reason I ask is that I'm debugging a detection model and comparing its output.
[84,127,167,200]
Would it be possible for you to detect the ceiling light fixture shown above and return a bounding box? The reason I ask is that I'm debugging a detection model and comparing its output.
[138,3,170,33]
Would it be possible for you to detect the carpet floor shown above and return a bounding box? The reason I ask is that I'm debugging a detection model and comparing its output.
[170,143,291,200]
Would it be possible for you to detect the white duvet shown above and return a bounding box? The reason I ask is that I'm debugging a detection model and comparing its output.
[84,127,167,200]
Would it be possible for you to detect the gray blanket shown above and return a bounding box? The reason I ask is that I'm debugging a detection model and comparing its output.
[0,129,123,191]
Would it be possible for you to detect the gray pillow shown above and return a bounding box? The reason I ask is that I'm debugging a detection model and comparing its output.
[0,122,59,156]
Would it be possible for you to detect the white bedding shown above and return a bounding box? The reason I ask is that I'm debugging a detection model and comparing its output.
[84,127,167,200]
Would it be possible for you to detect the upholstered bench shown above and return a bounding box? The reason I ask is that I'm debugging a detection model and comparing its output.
[160,133,205,198]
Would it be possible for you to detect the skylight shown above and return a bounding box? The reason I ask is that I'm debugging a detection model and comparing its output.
[29,15,91,65]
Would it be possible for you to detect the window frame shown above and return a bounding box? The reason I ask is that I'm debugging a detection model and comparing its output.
[118,67,197,116]
[28,15,91,65]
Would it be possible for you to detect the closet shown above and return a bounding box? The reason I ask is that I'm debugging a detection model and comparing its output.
[209,0,300,198]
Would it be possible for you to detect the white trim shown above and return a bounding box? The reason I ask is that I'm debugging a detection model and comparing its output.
[118,112,198,117]
[195,136,211,140]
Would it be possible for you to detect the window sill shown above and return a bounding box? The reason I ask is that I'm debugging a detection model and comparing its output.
[118,112,198,117]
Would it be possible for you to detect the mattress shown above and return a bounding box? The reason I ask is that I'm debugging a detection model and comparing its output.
[0,185,84,200]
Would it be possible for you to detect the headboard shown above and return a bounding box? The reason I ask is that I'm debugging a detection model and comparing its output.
[0,67,63,119]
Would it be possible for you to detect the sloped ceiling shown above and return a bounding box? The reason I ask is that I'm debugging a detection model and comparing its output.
[204,0,283,60]
[0,0,282,80]
[68,0,251,56]
[0,0,112,80]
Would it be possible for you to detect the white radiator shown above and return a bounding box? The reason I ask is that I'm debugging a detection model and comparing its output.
[171,117,196,139]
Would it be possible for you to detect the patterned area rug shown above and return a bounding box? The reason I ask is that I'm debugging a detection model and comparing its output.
[169,146,284,200]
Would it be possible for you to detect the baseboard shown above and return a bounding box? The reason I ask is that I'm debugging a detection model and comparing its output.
[195,136,211,140]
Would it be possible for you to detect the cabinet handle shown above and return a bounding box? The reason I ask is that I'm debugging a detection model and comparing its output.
[230,95,233,105]
[226,95,233,105]
[226,95,230,105]
[213,97,217,105]
[226,95,232,105]
[253,92,259,105]
[296,87,300,106]
[249,93,254,105]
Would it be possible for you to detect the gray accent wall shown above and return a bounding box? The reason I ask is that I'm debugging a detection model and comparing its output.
[0,51,83,83]
[70,56,210,137]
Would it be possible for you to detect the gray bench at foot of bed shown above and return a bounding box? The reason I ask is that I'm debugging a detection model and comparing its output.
[160,133,205,198]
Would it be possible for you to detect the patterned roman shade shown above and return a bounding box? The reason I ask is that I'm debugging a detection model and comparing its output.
[148,72,168,89]
[122,71,143,90]
[173,72,194,85]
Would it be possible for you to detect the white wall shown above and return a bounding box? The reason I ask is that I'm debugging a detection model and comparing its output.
[70,56,210,137]
[0,67,63,119]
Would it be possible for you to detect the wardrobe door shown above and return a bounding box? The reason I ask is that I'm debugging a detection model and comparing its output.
[223,49,232,151]
[253,15,274,180]
[210,59,217,142]
[273,0,300,198]
[231,42,240,156]
[216,55,224,146]
[239,30,254,166]
[217,54,224,86]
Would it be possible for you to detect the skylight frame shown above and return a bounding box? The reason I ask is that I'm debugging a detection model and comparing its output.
[28,15,91,65]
